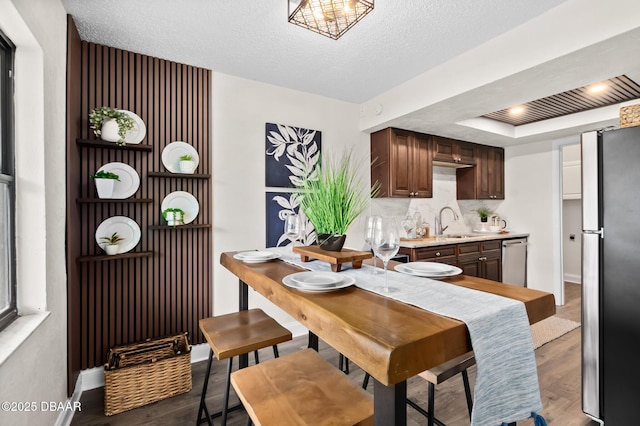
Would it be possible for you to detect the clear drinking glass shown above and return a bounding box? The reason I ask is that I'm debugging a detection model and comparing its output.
[371,216,400,293]
[284,213,302,246]
[364,215,383,274]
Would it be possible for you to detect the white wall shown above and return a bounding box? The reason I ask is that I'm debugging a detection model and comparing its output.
[212,73,367,327]
[562,199,582,282]
[0,0,68,425]
[501,140,560,297]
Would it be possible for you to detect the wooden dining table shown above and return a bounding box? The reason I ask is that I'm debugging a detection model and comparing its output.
[220,251,556,425]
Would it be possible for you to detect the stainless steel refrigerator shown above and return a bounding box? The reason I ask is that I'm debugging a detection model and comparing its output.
[581,127,640,425]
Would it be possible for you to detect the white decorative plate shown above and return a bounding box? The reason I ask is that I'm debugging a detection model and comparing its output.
[394,263,462,280]
[161,141,200,173]
[233,251,281,263]
[161,191,199,224]
[96,162,140,199]
[95,216,141,254]
[120,110,146,144]
[282,272,355,292]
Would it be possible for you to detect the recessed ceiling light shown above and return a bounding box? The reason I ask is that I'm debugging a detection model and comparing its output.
[509,106,525,114]
[588,83,608,94]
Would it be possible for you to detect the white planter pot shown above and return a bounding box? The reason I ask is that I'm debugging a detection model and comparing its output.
[165,211,184,226]
[101,119,120,143]
[94,178,115,199]
[178,160,196,174]
[104,244,119,255]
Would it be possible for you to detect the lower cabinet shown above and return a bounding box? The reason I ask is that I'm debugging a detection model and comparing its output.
[398,240,503,281]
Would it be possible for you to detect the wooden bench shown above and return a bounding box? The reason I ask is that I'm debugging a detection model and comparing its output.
[231,348,374,425]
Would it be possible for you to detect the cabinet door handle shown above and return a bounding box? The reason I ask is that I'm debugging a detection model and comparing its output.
[479,256,487,261]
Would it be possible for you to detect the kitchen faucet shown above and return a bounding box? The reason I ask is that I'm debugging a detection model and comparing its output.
[434,206,459,235]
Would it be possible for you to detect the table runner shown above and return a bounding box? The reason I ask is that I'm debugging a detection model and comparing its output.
[267,247,543,426]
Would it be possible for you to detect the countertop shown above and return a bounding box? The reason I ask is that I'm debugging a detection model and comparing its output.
[399,232,530,248]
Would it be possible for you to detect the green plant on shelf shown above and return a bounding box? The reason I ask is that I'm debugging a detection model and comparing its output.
[90,170,120,180]
[89,106,136,146]
[179,154,193,161]
[100,232,125,245]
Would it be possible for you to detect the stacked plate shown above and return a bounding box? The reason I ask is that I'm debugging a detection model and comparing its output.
[282,271,355,292]
[394,262,462,279]
[233,250,281,263]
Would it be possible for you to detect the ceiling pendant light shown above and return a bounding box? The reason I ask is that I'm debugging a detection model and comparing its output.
[288,0,374,40]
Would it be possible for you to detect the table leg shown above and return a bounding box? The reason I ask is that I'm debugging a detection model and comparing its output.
[308,331,319,351]
[238,279,249,369]
[373,378,407,425]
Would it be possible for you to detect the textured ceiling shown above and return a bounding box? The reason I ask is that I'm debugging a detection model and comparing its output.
[61,0,566,104]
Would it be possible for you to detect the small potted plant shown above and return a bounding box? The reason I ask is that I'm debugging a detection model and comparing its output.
[178,154,196,174]
[474,204,494,223]
[89,106,136,146]
[90,170,120,199]
[162,207,185,226]
[100,232,124,255]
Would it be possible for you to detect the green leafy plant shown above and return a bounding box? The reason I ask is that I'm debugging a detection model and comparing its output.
[162,207,185,221]
[100,232,125,245]
[297,149,380,236]
[179,154,193,161]
[90,170,120,180]
[473,204,493,219]
[89,106,136,146]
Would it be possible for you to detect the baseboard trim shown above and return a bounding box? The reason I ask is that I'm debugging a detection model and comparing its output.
[564,273,581,284]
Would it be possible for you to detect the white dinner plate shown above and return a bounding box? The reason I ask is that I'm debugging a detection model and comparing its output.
[403,262,455,275]
[282,273,355,292]
[161,141,200,173]
[97,162,140,199]
[290,272,344,288]
[394,263,462,280]
[95,216,141,254]
[120,110,146,144]
[161,191,199,224]
[233,251,281,263]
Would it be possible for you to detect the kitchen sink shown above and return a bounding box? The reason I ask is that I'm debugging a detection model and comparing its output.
[444,234,479,239]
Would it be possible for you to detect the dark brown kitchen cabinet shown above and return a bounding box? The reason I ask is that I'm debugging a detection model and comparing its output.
[457,240,502,281]
[457,145,505,200]
[399,239,502,281]
[371,127,432,198]
[432,136,476,166]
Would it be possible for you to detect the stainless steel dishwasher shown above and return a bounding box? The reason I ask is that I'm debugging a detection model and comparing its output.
[502,238,528,287]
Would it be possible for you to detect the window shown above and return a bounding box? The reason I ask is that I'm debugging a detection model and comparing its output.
[0,30,16,332]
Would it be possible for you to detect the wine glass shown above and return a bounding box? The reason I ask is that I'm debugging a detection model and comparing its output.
[364,215,383,274]
[371,216,400,293]
[284,213,302,246]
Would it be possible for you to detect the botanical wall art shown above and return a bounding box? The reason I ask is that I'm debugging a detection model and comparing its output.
[265,122,321,187]
[265,192,316,247]
[265,122,321,246]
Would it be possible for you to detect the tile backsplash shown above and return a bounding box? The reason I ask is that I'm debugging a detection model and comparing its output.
[369,166,505,235]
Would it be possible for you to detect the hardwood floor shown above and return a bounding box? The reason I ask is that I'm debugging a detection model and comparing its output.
[72,282,596,426]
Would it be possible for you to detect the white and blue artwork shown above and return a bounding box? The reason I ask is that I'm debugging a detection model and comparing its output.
[265,191,317,248]
[265,122,321,188]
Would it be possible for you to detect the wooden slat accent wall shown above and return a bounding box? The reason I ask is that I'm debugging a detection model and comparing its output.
[66,16,212,387]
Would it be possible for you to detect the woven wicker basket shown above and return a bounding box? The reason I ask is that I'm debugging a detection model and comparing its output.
[104,333,192,416]
[620,104,640,128]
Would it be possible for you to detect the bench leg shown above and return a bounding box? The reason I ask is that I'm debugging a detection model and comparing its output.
[196,349,215,426]
[462,369,473,418]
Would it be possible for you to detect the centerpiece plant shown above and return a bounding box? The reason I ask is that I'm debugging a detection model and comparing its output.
[297,149,380,251]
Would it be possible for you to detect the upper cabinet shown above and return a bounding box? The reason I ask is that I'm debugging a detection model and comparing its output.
[432,136,476,167]
[562,160,581,199]
[371,128,433,198]
[457,145,505,200]
[370,127,505,200]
